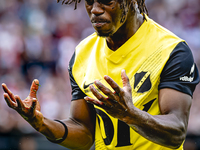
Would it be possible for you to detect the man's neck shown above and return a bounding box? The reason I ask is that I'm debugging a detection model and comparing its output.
[106,13,144,51]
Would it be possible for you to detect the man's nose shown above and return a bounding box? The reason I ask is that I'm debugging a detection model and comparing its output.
[91,2,104,15]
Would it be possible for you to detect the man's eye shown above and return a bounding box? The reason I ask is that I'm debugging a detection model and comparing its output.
[86,0,94,5]
[100,0,113,5]
[85,0,113,5]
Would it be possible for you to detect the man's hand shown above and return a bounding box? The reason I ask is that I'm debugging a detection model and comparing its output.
[2,79,43,130]
[84,69,134,120]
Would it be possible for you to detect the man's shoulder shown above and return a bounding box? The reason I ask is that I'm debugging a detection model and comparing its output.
[146,15,181,40]
[76,32,98,50]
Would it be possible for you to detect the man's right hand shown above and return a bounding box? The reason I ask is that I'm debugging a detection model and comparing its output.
[2,79,44,131]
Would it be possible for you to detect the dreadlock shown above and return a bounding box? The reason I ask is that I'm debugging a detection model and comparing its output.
[57,0,148,19]
[57,0,80,9]
[136,0,148,19]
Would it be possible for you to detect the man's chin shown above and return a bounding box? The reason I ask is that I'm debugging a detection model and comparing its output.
[95,30,113,37]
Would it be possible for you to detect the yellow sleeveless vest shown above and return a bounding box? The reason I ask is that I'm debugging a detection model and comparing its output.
[72,15,184,150]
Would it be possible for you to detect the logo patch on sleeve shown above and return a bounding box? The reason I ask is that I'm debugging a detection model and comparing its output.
[180,64,195,82]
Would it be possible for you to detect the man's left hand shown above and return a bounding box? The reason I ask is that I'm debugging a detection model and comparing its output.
[84,69,134,120]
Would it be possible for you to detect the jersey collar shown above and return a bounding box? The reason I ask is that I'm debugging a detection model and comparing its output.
[103,15,150,64]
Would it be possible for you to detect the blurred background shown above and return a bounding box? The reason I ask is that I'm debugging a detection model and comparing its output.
[0,0,199,149]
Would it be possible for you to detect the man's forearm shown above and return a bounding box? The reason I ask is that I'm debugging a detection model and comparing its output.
[122,107,186,149]
[32,117,94,150]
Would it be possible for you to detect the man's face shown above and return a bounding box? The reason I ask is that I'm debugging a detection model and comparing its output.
[85,0,124,37]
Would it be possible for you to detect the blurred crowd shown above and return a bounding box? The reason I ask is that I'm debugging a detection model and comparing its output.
[0,0,200,149]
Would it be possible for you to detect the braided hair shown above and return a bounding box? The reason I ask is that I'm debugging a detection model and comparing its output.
[137,0,148,17]
[57,0,148,20]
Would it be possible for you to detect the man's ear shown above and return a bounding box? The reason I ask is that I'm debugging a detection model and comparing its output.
[131,0,137,5]
[130,0,138,12]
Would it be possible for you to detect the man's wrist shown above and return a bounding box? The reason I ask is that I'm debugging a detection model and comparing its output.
[46,120,68,143]
[27,111,44,132]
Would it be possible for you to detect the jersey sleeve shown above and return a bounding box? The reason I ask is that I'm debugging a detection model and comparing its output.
[68,52,87,101]
[158,42,200,97]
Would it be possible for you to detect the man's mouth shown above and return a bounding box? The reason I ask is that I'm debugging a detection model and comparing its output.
[92,22,107,27]
[91,19,110,28]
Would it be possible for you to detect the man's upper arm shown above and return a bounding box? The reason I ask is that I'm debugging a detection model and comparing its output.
[158,42,199,96]
[158,42,199,135]
[159,88,192,129]
[70,99,96,133]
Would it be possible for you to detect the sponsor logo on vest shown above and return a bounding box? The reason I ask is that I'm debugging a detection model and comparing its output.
[83,81,94,89]
[83,80,101,93]
[83,81,94,93]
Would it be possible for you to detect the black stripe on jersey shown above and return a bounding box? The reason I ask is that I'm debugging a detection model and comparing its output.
[158,42,200,97]
[68,52,87,101]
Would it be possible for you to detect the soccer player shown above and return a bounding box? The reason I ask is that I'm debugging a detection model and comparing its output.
[2,0,200,149]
